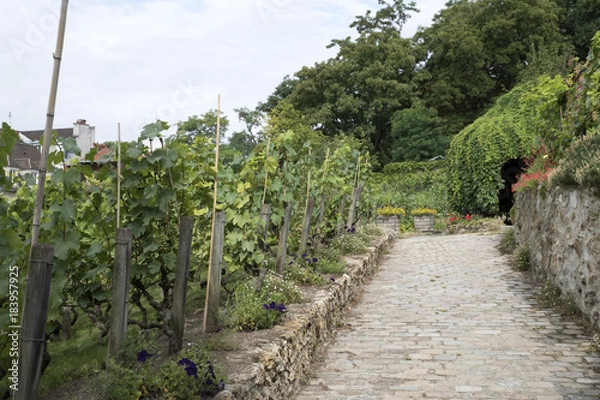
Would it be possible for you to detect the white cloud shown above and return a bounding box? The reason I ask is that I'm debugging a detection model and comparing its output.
[0,0,446,143]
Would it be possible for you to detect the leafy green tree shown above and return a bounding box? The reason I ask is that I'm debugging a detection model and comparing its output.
[173,110,229,145]
[555,0,600,60]
[416,0,564,129]
[224,107,265,158]
[280,1,419,165]
[388,106,449,162]
[257,75,298,113]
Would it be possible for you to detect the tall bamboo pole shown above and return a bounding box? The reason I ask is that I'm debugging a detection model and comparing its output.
[30,0,69,247]
[116,122,122,229]
[203,95,222,333]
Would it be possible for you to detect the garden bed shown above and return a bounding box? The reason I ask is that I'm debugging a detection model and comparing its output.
[36,230,395,400]
[201,230,395,399]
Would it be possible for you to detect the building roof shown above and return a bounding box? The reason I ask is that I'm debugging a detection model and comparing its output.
[8,142,41,170]
[19,127,74,142]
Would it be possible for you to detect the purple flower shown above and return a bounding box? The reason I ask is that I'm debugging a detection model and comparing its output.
[330,277,336,282]
[263,304,270,310]
[312,257,318,263]
[178,358,198,378]
[301,253,308,258]
[275,303,287,312]
[137,349,153,363]
[306,259,311,264]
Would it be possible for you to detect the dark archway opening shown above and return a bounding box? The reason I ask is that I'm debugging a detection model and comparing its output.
[498,158,526,224]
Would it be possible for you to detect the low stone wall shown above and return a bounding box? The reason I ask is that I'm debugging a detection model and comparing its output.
[221,231,396,400]
[514,187,600,327]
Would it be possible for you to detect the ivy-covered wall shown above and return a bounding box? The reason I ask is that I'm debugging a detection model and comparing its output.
[446,78,563,215]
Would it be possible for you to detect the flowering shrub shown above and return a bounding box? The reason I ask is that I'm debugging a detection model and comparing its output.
[512,169,553,192]
[101,342,225,399]
[376,205,406,216]
[513,143,555,193]
[445,214,476,223]
[226,276,297,331]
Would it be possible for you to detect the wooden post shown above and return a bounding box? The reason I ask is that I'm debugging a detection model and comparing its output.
[203,95,222,330]
[299,196,314,255]
[257,204,271,291]
[17,244,54,400]
[259,204,271,252]
[203,211,225,333]
[169,217,194,354]
[347,186,362,228]
[108,228,132,357]
[336,194,347,234]
[61,306,72,341]
[275,203,293,274]
[317,194,326,229]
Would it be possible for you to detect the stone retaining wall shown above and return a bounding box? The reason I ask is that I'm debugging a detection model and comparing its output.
[514,187,600,327]
[221,231,396,400]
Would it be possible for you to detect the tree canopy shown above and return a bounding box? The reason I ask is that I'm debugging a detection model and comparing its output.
[258,0,597,168]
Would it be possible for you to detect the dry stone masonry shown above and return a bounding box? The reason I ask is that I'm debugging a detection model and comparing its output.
[515,187,600,327]
[219,231,395,399]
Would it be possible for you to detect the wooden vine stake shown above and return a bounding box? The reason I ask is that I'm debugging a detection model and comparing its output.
[203,95,223,333]
[347,154,362,228]
[261,137,271,206]
[299,147,313,254]
[317,148,330,229]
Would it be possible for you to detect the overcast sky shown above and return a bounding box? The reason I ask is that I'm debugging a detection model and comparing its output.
[1,0,448,143]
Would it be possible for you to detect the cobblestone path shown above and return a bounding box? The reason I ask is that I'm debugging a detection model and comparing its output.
[294,233,600,399]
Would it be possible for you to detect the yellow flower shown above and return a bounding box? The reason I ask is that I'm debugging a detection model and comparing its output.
[376,206,406,216]
[410,207,438,216]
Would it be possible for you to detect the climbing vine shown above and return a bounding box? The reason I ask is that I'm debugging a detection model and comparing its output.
[447,79,563,215]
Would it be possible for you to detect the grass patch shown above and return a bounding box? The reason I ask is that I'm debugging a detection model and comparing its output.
[329,225,381,255]
[498,228,517,255]
[37,317,107,395]
[537,281,582,318]
[511,244,530,271]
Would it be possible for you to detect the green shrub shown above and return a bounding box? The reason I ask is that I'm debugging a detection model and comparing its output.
[285,256,326,286]
[498,229,517,255]
[551,134,600,197]
[370,160,450,217]
[98,341,224,400]
[226,278,291,331]
[330,229,367,255]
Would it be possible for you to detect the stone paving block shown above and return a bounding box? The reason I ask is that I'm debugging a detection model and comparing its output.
[292,234,600,399]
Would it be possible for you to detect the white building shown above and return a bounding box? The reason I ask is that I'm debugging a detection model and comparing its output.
[18,119,96,162]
